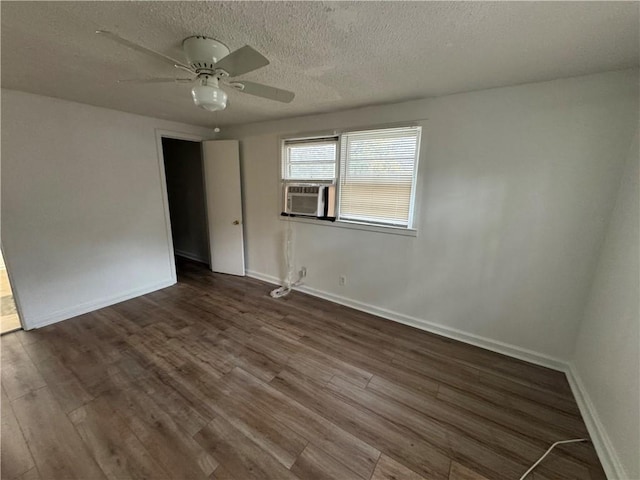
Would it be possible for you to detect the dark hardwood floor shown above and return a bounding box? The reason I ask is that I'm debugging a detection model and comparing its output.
[1,259,605,480]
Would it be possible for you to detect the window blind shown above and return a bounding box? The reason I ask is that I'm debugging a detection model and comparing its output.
[339,126,420,227]
[283,137,338,180]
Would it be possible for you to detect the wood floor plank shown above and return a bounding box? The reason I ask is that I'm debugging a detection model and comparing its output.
[386,323,573,397]
[164,329,234,378]
[14,467,41,480]
[257,314,306,342]
[135,372,210,437]
[371,454,427,480]
[363,376,592,478]
[325,374,542,480]
[223,367,381,480]
[0,259,605,480]
[436,384,589,443]
[13,337,56,367]
[31,354,94,414]
[449,461,491,480]
[285,294,574,403]
[290,442,368,480]
[271,367,452,480]
[13,330,41,348]
[303,327,582,429]
[210,464,239,480]
[216,398,308,469]
[101,382,218,479]
[10,387,106,479]
[194,416,300,480]
[1,335,46,401]
[184,369,309,470]
[286,344,374,388]
[299,331,445,398]
[68,396,171,480]
[29,335,119,399]
[211,329,286,382]
[1,387,35,479]
[277,291,578,417]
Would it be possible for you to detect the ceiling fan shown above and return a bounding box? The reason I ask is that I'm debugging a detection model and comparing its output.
[96,30,295,112]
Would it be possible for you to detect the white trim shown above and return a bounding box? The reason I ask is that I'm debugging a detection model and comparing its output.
[278,216,418,237]
[245,269,564,371]
[565,363,628,480]
[407,126,422,229]
[25,279,175,330]
[154,129,208,283]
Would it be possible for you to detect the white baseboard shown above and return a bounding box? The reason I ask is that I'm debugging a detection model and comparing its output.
[24,279,176,330]
[246,270,565,371]
[174,249,209,264]
[565,364,628,480]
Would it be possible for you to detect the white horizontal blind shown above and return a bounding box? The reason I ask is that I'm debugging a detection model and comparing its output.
[339,126,420,227]
[283,138,338,180]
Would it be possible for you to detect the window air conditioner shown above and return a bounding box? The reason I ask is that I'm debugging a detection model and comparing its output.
[283,184,336,219]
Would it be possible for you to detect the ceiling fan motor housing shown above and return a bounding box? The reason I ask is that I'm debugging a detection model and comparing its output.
[182,36,230,72]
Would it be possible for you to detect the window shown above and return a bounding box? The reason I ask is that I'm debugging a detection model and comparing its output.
[281,126,421,230]
[282,137,338,181]
[339,127,419,227]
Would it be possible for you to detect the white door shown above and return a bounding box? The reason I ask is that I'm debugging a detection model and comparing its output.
[202,140,245,276]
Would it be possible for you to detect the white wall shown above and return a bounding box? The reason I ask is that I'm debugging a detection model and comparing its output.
[1,90,214,329]
[226,69,639,365]
[571,131,639,480]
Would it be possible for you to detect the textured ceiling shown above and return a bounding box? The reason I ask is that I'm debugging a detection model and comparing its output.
[2,1,638,127]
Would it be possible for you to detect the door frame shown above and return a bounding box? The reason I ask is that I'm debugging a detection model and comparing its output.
[155,129,208,283]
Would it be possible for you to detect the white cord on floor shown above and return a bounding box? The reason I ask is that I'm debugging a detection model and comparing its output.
[518,438,588,480]
[270,217,302,299]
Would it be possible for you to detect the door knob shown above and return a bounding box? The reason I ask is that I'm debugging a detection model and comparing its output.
[232,220,240,225]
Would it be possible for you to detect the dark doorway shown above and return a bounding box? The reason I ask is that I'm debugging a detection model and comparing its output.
[162,138,210,266]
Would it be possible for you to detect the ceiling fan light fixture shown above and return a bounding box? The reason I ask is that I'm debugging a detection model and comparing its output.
[191,83,228,111]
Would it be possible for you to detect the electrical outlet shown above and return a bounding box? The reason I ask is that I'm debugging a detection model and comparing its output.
[300,267,307,278]
[339,275,346,286]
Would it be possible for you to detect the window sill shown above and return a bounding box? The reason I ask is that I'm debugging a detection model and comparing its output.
[278,215,418,237]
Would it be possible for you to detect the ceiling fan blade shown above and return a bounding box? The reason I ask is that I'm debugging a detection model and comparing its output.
[96,30,192,71]
[214,45,269,77]
[117,78,193,84]
[230,80,294,103]
[175,64,197,75]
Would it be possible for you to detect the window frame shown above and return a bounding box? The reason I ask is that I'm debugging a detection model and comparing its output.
[281,136,339,182]
[279,123,422,236]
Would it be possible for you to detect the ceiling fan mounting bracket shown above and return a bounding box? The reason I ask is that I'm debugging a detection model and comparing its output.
[193,69,229,80]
